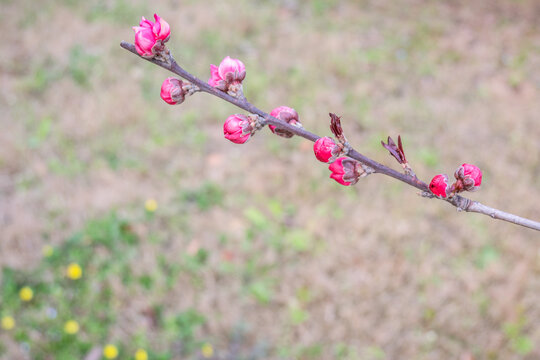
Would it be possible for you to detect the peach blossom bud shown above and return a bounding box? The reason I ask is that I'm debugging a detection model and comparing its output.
[208,57,246,92]
[224,114,252,144]
[219,56,245,83]
[152,14,170,42]
[132,26,156,58]
[313,137,340,163]
[429,174,450,198]
[160,78,185,105]
[133,14,170,58]
[269,106,301,138]
[454,163,482,191]
[329,157,364,186]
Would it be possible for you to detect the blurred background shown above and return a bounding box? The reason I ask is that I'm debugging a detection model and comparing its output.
[1,0,539,359]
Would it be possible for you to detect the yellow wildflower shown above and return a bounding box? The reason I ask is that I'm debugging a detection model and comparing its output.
[103,344,119,359]
[66,263,82,280]
[42,245,54,257]
[19,286,34,302]
[145,199,158,212]
[64,320,79,334]
[201,343,214,358]
[135,348,148,360]
[1,316,15,330]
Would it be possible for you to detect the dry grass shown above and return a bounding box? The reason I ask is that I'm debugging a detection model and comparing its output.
[1,0,539,359]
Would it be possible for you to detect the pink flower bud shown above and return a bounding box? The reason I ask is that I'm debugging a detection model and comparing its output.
[132,26,157,58]
[218,56,246,83]
[268,106,302,138]
[208,57,246,92]
[133,14,170,58]
[328,157,365,186]
[160,78,185,105]
[429,174,450,198]
[224,114,252,144]
[152,14,170,41]
[313,137,340,163]
[454,163,482,192]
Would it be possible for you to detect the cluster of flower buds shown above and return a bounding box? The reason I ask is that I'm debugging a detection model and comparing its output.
[429,163,482,198]
[223,114,263,144]
[132,14,170,58]
[328,157,372,186]
[160,77,199,105]
[311,114,370,186]
[208,56,246,97]
[128,14,494,207]
[268,106,302,138]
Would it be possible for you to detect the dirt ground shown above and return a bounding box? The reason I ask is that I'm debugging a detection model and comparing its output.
[1,0,539,359]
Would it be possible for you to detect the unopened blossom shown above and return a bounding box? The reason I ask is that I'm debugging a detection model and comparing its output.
[454,163,482,192]
[313,137,340,163]
[133,26,157,57]
[208,56,246,94]
[329,157,365,186]
[133,13,170,58]
[268,106,302,138]
[223,114,252,144]
[429,174,450,198]
[160,78,186,105]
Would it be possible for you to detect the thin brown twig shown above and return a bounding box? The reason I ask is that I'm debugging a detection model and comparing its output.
[120,41,540,232]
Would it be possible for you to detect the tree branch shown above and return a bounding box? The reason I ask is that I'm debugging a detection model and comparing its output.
[120,41,540,232]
